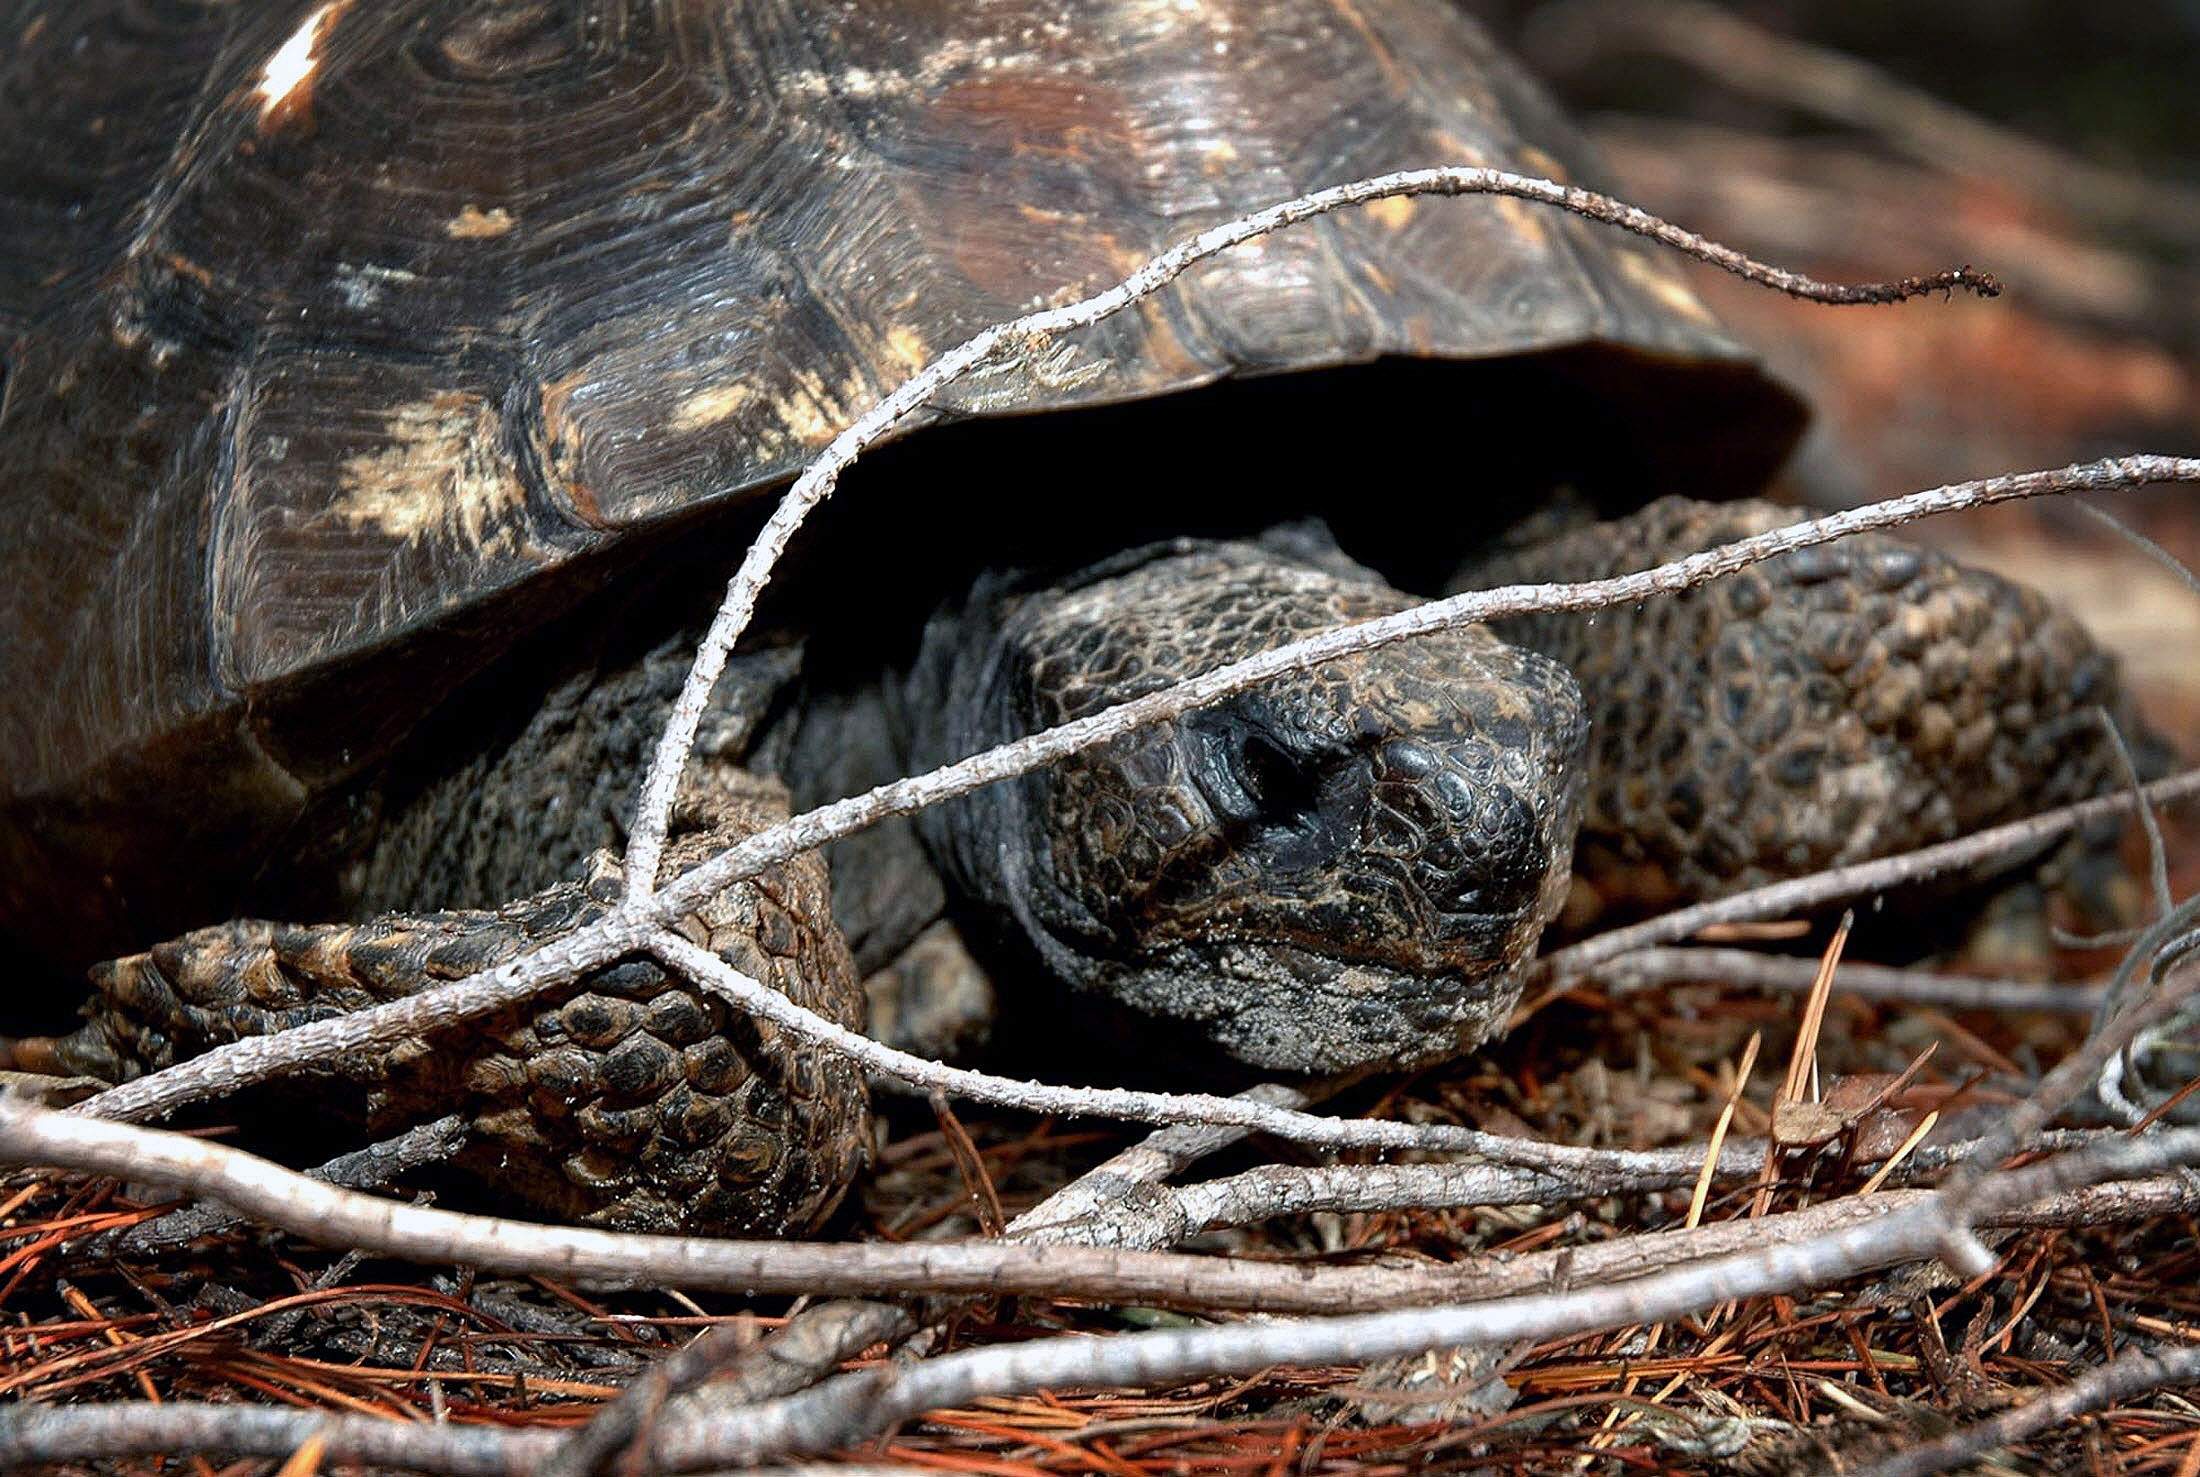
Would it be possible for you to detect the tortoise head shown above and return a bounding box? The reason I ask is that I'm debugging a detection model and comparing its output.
[909,538,1587,1073]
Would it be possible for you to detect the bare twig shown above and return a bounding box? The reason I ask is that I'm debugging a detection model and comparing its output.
[1959,1128,2200,1222]
[617,164,2003,894]
[1159,1159,1677,1237]
[0,1405,541,1477]
[1587,117,2200,342]
[1923,902,2200,1280]
[537,1302,890,1477]
[1539,766,2200,983]
[646,931,1736,1168]
[638,461,2187,947]
[2096,903,2200,1125]
[642,909,2200,1462]
[90,774,2168,1189]
[10,1091,2187,1320]
[1964,900,2200,1182]
[2072,500,2200,603]
[67,461,2200,1134]
[1586,947,2104,1014]
[2095,707,2173,922]
[542,1083,1322,1477]
[91,1114,468,1259]
[61,767,2199,1185]
[580,1135,2200,1467]
[640,1084,1330,1465]
[1853,1342,2200,1477]
[1004,1079,1326,1237]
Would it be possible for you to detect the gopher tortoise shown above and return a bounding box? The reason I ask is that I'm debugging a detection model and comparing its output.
[0,0,2146,1235]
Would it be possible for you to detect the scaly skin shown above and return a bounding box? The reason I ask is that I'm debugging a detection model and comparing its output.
[26,781,869,1237]
[1464,498,2147,911]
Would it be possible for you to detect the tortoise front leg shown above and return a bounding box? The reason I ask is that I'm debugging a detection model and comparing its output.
[1461,495,2162,921]
[8,780,870,1238]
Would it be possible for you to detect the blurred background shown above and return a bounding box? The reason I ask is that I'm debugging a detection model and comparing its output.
[1470,0,2200,734]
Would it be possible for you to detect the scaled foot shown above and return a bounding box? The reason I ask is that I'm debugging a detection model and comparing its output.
[10,781,870,1237]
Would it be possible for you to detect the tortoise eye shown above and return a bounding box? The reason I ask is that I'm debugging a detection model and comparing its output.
[1234,732,1322,829]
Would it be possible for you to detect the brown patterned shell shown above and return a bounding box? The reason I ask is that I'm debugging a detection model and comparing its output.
[0,0,1802,972]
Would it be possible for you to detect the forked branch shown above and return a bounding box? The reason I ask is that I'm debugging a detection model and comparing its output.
[617,164,2004,895]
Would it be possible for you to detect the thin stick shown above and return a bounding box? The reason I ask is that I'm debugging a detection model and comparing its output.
[60,770,2200,1178]
[95,1114,467,1259]
[617,165,2004,894]
[12,1091,2190,1335]
[21,906,2200,1469]
[547,1084,1330,1477]
[2097,706,2174,921]
[1003,1078,1328,1238]
[1540,764,2200,983]
[646,930,1735,1166]
[590,1134,2200,1467]
[1956,899,2200,1193]
[640,460,2190,939]
[2071,500,2200,602]
[537,1303,888,1477]
[1853,1342,2200,1477]
[1585,948,2105,1014]
[1149,1157,1689,1238]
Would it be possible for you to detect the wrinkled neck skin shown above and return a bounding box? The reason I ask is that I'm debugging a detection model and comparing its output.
[889,530,1587,1076]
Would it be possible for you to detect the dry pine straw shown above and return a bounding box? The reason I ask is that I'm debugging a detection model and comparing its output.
[8,868,2200,1477]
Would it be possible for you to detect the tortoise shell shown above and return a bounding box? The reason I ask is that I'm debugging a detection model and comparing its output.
[0,0,1802,974]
